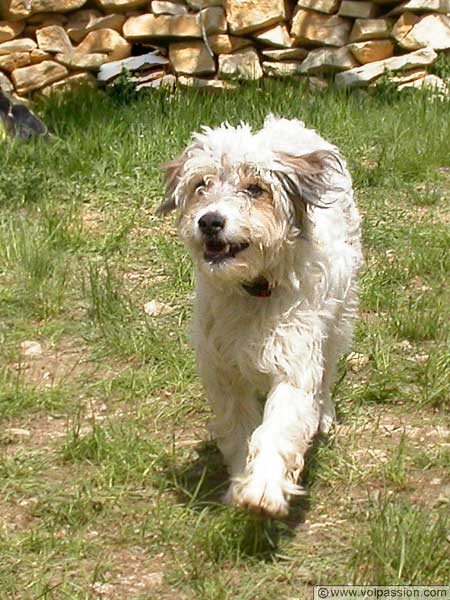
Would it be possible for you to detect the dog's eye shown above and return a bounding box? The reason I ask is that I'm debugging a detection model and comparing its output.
[194,178,206,192]
[245,184,264,198]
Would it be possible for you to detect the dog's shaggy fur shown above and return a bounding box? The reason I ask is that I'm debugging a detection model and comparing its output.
[159,116,362,518]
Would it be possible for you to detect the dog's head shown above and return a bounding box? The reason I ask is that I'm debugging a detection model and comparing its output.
[158,116,343,287]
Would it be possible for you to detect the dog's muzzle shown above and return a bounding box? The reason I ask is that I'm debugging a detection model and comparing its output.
[198,212,249,263]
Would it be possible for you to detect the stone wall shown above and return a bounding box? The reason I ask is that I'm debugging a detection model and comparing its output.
[0,0,449,99]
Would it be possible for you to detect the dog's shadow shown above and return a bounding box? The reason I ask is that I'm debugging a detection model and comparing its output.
[161,435,329,559]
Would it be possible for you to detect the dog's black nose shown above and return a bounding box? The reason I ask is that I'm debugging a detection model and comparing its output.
[198,212,225,236]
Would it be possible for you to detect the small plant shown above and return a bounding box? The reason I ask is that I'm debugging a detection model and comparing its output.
[351,500,450,584]
[383,434,408,487]
[419,349,450,408]
[432,53,450,82]
[82,260,127,326]
[372,68,400,102]
[106,68,137,104]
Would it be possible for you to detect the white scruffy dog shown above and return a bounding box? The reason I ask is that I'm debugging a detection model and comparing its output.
[158,116,362,518]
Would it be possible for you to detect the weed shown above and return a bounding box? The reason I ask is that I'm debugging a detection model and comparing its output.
[351,500,450,584]
[431,53,450,82]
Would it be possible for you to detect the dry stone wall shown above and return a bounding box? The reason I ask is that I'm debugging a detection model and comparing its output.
[0,0,449,99]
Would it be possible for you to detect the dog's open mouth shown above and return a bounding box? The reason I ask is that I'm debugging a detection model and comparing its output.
[203,240,249,263]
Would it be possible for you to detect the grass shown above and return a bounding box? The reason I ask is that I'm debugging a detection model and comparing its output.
[351,500,450,584]
[0,80,449,598]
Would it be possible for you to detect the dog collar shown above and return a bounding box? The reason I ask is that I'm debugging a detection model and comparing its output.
[242,277,272,298]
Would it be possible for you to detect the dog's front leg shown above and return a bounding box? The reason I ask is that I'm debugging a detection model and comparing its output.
[231,382,320,519]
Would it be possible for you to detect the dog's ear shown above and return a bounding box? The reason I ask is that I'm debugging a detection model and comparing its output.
[274,149,343,212]
[157,154,187,215]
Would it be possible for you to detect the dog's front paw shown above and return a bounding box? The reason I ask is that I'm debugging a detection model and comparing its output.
[230,478,289,519]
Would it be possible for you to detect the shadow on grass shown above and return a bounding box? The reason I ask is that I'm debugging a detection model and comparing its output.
[159,433,331,558]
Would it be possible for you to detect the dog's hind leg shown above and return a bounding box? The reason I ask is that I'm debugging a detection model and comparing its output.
[318,329,339,434]
[231,382,320,519]
[319,282,359,433]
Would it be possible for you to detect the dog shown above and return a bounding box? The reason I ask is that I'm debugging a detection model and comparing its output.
[158,116,362,519]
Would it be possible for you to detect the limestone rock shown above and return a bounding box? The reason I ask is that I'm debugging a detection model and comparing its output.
[186,0,223,8]
[11,60,68,93]
[131,67,165,84]
[300,46,358,73]
[262,47,307,60]
[225,0,287,35]
[200,7,227,35]
[308,75,329,91]
[262,61,303,77]
[76,29,132,62]
[253,24,294,48]
[392,12,419,44]
[335,46,438,88]
[169,41,215,75]
[297,0,340,14]
[207,34,251,54]
[36,25,72,54]
[97,50,169,81]
[135,76,164,90]
[123,14,201,40]
[151,1,188,15]
[0,51,31,71]
[30,0,88,13]
[178,75,237,91]
[39,71,96,96]
[388,67,427,83]
[86,13,126,33]
[349,18,392,42]
[56,52,108,70]
[397,14,450,51]
[4,427,31,437]
[346,352,369,372]
[218,47,263,80]
[388,0,450,15]
[90,14,126,34]
[1,1,31,21]
[30,49,52,63]
[132,72,163,90]
[27,12,67,25]
[0,20,24,43]
[133,72,175,90]
[339,1,379,18]
[67,11,126,43]
[94,0,149,11]
[291,10,352,47]
[398,73,449,96]
[0,71,14,93]
[348,40,395,64]
[20,340,43,356]
[66,10,100,41]
[159,74,177,89]
[143,300,175,317]
[24,15,67,36]
[0,38,36,54]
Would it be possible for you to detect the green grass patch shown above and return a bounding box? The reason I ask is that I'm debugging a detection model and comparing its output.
[351,500,450,584]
